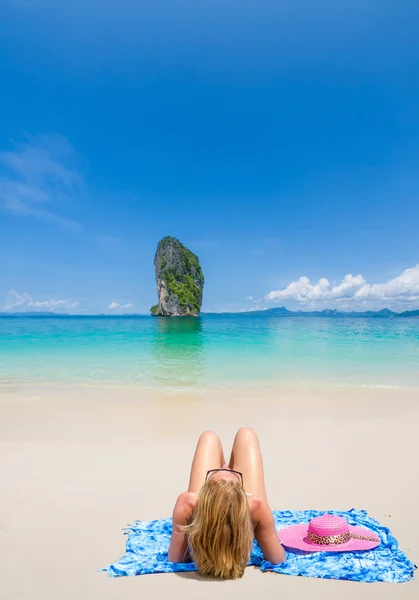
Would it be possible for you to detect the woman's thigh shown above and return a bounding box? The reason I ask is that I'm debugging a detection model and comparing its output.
[187,431,226,493]
[229,427,267,499]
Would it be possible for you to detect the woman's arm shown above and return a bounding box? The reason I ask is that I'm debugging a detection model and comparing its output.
[168,492,195,563]
[253,498,286,564]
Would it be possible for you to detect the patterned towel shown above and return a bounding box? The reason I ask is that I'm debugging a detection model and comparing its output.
[102,508,416,582]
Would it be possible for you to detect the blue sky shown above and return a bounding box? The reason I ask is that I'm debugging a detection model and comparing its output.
[1,1,419,313]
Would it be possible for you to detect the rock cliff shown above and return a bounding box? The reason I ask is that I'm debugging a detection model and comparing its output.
[151,237,204,316]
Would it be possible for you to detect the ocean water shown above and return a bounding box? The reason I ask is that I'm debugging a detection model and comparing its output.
[0,315,419,390]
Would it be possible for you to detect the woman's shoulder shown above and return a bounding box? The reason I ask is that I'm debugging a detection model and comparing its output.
[247,494,268,519]
[247,493,262,506]
[174,491,198,517]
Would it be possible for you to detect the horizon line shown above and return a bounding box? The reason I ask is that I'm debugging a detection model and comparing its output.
[1,307,419,317]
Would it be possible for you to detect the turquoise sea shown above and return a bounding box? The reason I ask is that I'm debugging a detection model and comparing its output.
[1,315,419,390]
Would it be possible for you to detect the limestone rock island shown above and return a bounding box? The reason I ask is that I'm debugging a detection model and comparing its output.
[151,236,204,317]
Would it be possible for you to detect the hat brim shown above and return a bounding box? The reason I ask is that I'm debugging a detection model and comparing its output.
[278,523,380,553]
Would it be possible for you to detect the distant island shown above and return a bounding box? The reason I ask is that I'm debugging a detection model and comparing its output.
[1,307,418,317]
[205,307,419,318]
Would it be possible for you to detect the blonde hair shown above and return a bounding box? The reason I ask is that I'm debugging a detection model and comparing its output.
[184,477,254,579]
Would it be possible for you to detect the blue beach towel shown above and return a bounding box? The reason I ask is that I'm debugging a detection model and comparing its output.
[102,509,416,583]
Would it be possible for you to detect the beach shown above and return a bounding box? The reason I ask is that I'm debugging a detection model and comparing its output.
[1,381,418,600]
[3,0,418,595]
[2,0,417,594]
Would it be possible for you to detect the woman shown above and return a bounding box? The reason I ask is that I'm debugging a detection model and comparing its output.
[168,427,285,578]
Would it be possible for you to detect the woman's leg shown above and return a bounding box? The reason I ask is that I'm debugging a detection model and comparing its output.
[187,431,226,493]
[229,427,267,499]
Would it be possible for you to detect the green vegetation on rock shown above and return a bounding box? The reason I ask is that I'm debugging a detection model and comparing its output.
[163,269,202,313]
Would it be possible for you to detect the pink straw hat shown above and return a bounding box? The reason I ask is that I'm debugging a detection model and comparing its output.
[278,514,380,553]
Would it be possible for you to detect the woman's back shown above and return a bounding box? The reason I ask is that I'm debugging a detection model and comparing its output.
[168,428,285,578]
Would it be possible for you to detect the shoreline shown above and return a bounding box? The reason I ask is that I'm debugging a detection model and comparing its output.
[1,376,419,397]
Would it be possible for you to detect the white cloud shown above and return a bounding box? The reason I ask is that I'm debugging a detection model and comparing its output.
[0,134,84,230]
[1,290,79,312]
[108,302,134,310]
[266,265,419,308]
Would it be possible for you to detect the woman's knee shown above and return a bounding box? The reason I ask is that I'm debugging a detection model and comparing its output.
[236,427,258,443]
[198,430,220,445]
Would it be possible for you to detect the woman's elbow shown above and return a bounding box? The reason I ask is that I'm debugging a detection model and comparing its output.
[277,548,286,563]
[266,546,286,564]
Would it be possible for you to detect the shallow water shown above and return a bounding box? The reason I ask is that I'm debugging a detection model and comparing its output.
[1,315,419,390]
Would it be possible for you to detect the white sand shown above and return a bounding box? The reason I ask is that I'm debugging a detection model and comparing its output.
[0,382,418,599]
